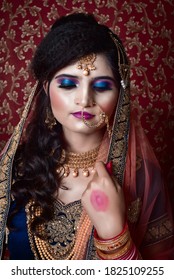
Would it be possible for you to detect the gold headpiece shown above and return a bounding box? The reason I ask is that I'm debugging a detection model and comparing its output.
[77,53,96,76]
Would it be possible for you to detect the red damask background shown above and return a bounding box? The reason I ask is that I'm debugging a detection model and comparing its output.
[0,0,174,207]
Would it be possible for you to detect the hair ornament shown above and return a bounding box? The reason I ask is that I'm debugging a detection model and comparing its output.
[77,53,96,76]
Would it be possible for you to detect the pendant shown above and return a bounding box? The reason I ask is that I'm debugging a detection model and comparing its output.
[72,169,79,177]
[82,169,89,177]
[64,166,70,177]
[57,166,95,178]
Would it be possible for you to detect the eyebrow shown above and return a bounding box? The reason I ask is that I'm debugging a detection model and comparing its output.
[54,74,78,79]
[92,76,116,83]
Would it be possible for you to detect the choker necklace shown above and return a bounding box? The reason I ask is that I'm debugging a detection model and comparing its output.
[56,145,100,177]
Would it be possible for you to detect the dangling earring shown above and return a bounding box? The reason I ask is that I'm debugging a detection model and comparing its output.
[45,107,57,129]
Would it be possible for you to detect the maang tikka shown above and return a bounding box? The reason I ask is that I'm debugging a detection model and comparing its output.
[77,53,96,76]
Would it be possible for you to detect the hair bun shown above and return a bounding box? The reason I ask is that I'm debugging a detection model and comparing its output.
[51,13,98,30]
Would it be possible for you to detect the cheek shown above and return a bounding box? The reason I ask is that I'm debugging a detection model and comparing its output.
[97,92,118,117]
[90,190,109,212]
[104,101,117,117]
[49,89,67,112]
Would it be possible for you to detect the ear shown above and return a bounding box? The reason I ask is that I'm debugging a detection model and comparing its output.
[43,81,49,95]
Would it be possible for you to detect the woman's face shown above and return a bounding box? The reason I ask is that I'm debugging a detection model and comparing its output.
[48,54,119,136]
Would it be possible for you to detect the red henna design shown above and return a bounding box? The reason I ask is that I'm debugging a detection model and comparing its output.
[90,190,109,211]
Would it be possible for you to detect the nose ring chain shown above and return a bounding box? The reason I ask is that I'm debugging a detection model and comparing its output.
[81,109,112,137]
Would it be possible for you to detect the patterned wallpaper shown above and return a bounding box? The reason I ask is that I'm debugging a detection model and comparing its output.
[0,0,174,193]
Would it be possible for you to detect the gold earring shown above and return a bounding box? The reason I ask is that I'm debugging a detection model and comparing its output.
[45,108,57,129]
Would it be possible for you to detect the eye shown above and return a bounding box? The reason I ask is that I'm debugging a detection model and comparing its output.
[92,80,113,92]
[57,78,77,89]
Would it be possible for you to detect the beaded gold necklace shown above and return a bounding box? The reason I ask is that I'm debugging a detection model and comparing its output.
[26,201,92,260]
[57,145,100,178]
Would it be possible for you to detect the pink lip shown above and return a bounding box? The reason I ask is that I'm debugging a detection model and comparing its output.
[72,111,95,120]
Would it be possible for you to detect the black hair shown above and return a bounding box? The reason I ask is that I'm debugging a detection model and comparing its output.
[30,13,128,83]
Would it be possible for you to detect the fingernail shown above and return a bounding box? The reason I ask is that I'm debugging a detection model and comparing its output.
[106,161,113,175]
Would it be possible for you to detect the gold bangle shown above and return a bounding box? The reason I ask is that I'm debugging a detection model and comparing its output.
[96,238,132,260]
[94,229,130,252]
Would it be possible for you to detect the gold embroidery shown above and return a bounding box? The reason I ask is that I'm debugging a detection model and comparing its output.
[143,215,174,246]
[0,82,38,257]
[127,198,142,223]
[46,200,81,256]
[26,200,96,259]
[108,87,130,185]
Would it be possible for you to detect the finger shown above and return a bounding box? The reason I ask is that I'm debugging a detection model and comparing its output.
[93,161,121,192]
[94,161,110,178]
[111,175,121,191]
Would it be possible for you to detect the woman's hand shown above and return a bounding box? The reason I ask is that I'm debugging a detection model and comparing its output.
[81,161,126,239]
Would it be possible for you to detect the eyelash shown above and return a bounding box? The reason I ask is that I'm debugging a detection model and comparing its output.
[57,79,113,92]
[59,84,77,89]
[57,79,77,89]
[92,82,112,92]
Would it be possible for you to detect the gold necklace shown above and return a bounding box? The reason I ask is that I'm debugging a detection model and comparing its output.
[57,145,100,177]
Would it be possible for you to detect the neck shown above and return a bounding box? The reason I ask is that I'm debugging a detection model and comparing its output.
[62,129,104,153]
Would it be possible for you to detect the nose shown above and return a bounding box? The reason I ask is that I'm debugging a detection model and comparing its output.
[74,86,94,107]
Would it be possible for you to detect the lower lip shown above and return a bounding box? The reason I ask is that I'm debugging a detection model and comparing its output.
[72,112,95,120]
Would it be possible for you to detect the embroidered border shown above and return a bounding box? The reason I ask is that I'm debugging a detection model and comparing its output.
[0,82,38,258]
[143,214,174,246]
[107,87,130,186]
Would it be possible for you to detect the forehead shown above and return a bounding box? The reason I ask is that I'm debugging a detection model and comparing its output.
[53,54,114,79]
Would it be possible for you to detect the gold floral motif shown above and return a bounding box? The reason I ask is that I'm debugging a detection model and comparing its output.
[41,200,82,258]
[26,200,95,260]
